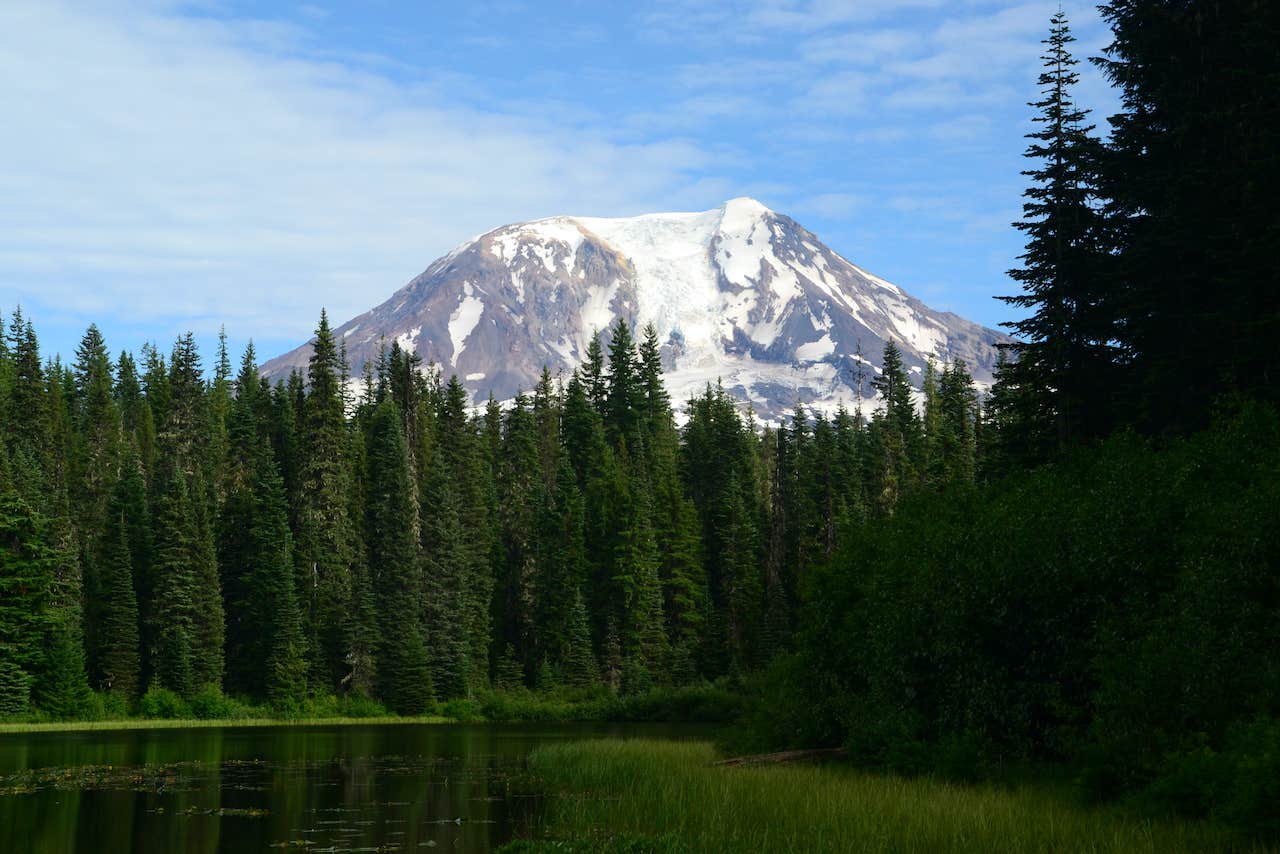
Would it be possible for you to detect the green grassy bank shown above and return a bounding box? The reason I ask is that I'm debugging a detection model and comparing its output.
[502,740,1266,853]
[0,684,740,735]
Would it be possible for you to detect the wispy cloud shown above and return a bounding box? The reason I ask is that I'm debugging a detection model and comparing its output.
[0,1,722,348]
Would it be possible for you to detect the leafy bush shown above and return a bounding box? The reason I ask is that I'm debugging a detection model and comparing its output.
[138,686,189,719]
[188,685,253,719]
[334,693,390,718]
[89,690,131,720]
[1143,718,1280,839]
[440,697,484,722]
[741,404,1280,835]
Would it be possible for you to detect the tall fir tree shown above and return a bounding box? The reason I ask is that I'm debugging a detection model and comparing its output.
[998,11,1114,459]
[295,310,359,689]
[95,472,141,697]
[1096,0,1280,432]
[364,399,432,713]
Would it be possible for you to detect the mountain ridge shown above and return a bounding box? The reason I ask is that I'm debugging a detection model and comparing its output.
[262,198,1010,419]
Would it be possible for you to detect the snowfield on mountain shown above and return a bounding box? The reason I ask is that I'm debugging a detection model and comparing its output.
[263,198,1009,419]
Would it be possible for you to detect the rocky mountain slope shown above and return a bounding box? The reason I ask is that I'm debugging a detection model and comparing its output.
[262,198,1009,419]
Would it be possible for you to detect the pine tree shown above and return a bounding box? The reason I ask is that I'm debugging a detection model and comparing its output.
[220,345,308,702]
[150,469,197,697]
[5,311,51,504]
[0,490,57,705]
[436,375,494,693]
[37,628,93,719]
[365,399,432,713]
[605,319,645,453]
[938,361,978,486]
[1096,0,1280,432]
[159,333,223,689]
[561,588,600,688]
[497,393,540,674]
[582,333,607,413]
[998,10,1114,455]
[533,458,588,671]
[295,310,359,689]
[0,645,32,716]
[421,448,469,699]
[96,480,141,698]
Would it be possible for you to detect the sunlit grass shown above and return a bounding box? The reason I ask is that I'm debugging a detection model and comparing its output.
[513,739,1265,853]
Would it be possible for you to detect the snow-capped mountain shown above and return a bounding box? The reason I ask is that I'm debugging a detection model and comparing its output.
[262,198,1009,419]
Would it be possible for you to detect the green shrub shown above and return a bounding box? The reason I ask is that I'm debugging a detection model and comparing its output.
[741,404,1280,837]
[334,693,389,718]
[95,690,131,719]
[440,697,484,722]
[138,686,189,719]
[1142,718,1280,840]
[187,685,253,719]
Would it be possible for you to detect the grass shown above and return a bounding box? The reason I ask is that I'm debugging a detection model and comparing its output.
[0,714,449,735]
[0,683,741,735]
[507,739,1268,853]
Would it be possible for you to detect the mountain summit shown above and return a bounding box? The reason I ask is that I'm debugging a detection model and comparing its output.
[262,198,1008,418]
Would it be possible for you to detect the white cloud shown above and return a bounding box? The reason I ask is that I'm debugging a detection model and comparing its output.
[0,0,721,347]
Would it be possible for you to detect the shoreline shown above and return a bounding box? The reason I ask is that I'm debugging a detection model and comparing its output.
[0,714,452,735]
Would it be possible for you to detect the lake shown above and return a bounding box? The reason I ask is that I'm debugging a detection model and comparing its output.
[0,721,709,853]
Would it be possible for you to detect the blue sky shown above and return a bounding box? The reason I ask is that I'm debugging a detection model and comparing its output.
[1,0,1117,368]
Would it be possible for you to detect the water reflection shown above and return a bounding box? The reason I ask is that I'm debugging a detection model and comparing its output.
[0,721,705,853]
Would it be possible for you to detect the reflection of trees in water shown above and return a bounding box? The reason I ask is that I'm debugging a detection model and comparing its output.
[0,722,681,852]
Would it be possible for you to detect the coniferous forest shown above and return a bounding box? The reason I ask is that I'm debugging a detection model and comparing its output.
[1,0,1278,842]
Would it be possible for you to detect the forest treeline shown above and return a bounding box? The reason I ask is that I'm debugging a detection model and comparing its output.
[0,0,1276,838]
[740,1,1280,838]
[0,300,983,720]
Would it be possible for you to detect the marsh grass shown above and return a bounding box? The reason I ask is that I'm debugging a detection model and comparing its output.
[513,739,1266,853]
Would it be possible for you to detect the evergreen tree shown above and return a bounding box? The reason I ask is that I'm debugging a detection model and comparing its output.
[95,478,141,697]
[436,375,494,693]
[295,310,359,689]
[998,11,1114,457]
[365,399,432,713]
[938,361,978,486]
[0,490,57,703]
[421,447,469,699]
[561,588,600,688]
[150,470,197,697]
[37,628,93,719]
[497,393,540,676]
[605,319,644,453]
[582,332,607,412]
[1096,0,1280,432]
[0,645,32,716]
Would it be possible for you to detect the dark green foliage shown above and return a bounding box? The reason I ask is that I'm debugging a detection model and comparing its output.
[420,450,469,699]
[1095,0,1280,434]
[137,685,189,719]
[752,405,1280,836]
[997,12,1115,455]
[95,498,140,698]
[295,310,359,689]
[37,628,94,720]
[494,643,524,692]
[0,491,57,679]
[561,589,600,688]
[150,469,197,697]
[364,399,432,714]
[0,647,32,716]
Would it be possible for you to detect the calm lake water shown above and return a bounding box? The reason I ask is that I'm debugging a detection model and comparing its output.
[0,721,708,853]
